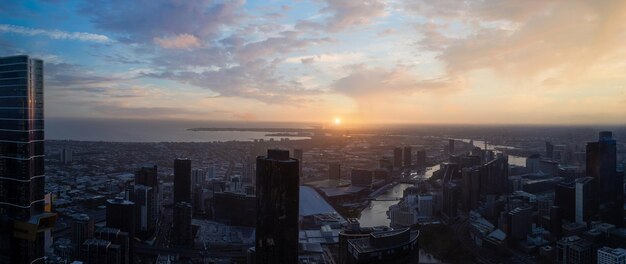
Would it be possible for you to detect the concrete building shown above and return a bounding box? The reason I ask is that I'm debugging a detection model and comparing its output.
[556,236,595,264]
[344,228,419,264]
[598,247,626,264]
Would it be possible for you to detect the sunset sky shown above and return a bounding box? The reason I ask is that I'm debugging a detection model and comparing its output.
[1,0,625,125]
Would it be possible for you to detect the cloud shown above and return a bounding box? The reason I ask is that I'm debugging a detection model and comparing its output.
[0,24,111,42]
[144,59,318,104]
[154,33,201,49]
[332,64,461,98]
[377,28,397,37]
[83,0,244,43]
[413,0,626,81]
[319,0,387,32]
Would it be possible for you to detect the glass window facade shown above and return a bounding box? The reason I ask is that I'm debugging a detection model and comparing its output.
[0,55,46,264]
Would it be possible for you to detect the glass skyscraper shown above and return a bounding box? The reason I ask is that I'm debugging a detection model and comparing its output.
[0,55,56,263]
[255,149,299,264]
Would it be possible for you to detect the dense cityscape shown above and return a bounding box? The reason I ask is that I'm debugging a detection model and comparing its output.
[2,1,626,263]
[1,54,626,264]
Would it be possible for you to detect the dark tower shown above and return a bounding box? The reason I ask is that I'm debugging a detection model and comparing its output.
[403,146,412,167]
[393,147,402,168]
[106,198,135,240]
[172,202,193,247]
[255,149,299,264]
[174,158,192,204]
[449,139,455,154]
[0,55,57,264]
[135,165,158,188]
[586,131,622,226]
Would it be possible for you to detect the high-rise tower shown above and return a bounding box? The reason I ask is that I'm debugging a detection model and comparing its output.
[0,55,56,263]
[174,158,191,204]
[255,149,299,264]
[586,131,623,226]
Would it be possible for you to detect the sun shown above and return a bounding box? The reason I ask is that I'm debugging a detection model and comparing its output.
[334,117,341,125]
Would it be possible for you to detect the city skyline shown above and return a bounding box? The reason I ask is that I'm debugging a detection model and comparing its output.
[1,0,626,126]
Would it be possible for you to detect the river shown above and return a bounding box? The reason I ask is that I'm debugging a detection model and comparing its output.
[456,138,527,167]
[358,165,442,263]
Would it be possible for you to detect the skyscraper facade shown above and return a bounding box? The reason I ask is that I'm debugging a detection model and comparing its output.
[172,201,193,248]
[294,148,303,178]
[393,147,402,168]
[106,198,135,240]
[256,149,299,264]
[329,162,341,181]
[0,55,56,263]
[174,158,191,204]
[403,146,412,167]
[586,131,623,226]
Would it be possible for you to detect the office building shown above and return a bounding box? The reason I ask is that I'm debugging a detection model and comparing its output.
[556,236,595,264]
[416,150,427,167]
[72,214,94,255]
[212,192,256,227]
[546,141,555,159]
[61,147,72,164]
[132,185,156,239]
[329,162,341,181]
[174,158,192,204]
[256,149,299,264]
[0,55,57,264]
[294,148,303,177]
[106,198,135,240]
[442,182,460,218]
[575,177,597,224]
[191,169,205,188]
[338,219,392,264]
[172,202,193,248]
[378,156,393,171]
[461,166,481,212]
[344,228,419,263]
[393,147,402,168]
[80,239,122,264]
[480,156,509,196]
[555,181,576,223]
[507,206,533,241]
[598,247,626,264]
[350,169,373,188]
[403,146,412,167]
[449,139,455,154]
[135,165,158,188]
[587,131,623,226]
[94,227,130,264]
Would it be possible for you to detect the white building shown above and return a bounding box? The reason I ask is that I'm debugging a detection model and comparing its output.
[598,247,626,264]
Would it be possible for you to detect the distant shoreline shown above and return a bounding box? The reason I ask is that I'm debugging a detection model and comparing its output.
[187,127,318,133]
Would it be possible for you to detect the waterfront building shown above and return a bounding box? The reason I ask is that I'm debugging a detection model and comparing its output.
[344,228,419,264]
